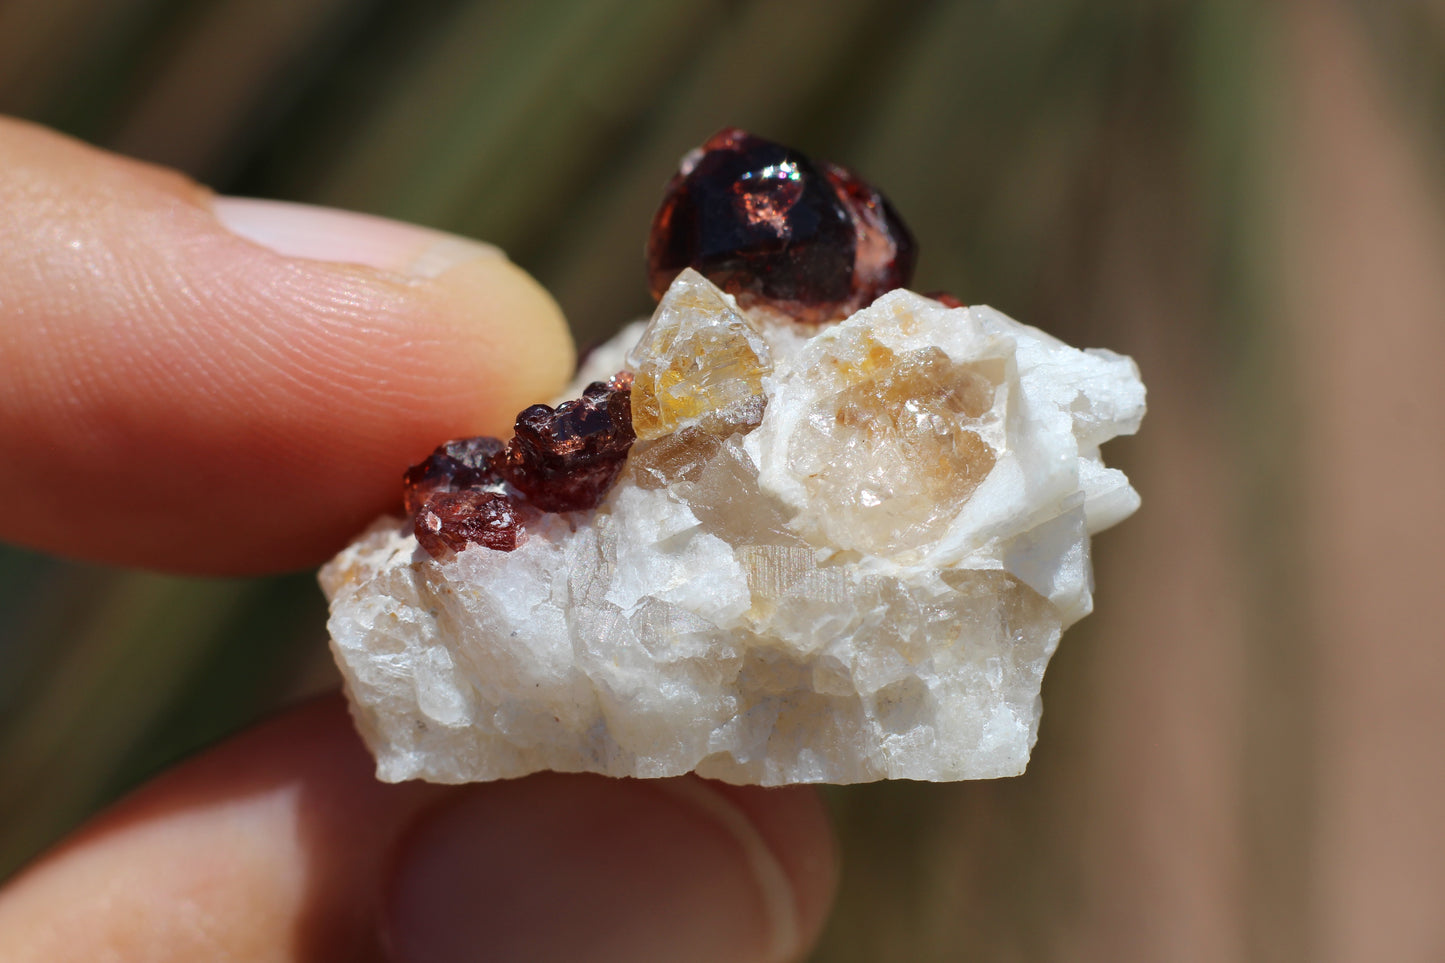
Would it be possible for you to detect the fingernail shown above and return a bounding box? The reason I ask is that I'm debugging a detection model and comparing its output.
[211,196,501,278]
[385,774,800,963]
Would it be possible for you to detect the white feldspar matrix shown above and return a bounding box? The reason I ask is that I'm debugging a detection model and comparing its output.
[322,270,1146,785]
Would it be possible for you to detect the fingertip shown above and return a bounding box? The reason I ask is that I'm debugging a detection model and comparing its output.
[705,781,840,956]
[419,253,576,435]
[208,194,576,440]
[0,697,837,963]
[0,123,579,572]
[0,697,446,963]
[210,196,507,275]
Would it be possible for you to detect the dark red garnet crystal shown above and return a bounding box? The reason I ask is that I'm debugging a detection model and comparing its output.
[414,490,525,556]
[402,374,635,558]
[402,437,505,515]
[646,128,917,324]
[494,377,635,513]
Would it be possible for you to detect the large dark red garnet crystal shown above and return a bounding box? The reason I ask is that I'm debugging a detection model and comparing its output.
[408,132,914,555]
[646,128,916,324]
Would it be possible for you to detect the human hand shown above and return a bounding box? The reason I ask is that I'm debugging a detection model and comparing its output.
[0,117,836,962]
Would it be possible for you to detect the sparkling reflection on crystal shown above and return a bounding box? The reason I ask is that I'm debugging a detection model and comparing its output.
[402,375,636,557]
[647,128,916,323]
[402,436,504,516]
[414,490,524,556]
[496,378,636,513]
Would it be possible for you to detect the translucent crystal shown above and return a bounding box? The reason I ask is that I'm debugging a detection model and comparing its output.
[627,268,772,440]
[414,490,525,556]
[628,426,725,489]
[400,377,636,559]
[782,340,1002,558]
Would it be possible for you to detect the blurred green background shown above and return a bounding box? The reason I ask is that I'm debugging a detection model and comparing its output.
[3,1,1444,959]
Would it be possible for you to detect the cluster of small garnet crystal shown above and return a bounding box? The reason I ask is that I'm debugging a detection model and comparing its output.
[404,373,634,558]
[402,126,921,558]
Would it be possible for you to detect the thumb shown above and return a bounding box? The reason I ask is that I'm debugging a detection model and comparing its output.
[0,117,574,574]
[0,698,837,963]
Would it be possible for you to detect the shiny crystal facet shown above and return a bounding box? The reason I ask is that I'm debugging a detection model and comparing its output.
[646,128,916,324]
[495,378,635,513]
[402,436,505,516]
[401,377,635,555]
[627,268,772,440]
[414,490,525,556]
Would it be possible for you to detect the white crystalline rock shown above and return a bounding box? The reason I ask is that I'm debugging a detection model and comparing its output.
[322,272,1145,785]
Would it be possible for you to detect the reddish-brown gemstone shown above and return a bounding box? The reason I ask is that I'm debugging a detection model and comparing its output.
[402,375,635,555]
[927,291,966,310]
[646,128,916,324]
[494,378,636,513]
[402,436,505,515]
[820,161,916,315]
[414,490,525,557]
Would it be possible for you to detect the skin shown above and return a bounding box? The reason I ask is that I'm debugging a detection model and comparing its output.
[0,116,837,962]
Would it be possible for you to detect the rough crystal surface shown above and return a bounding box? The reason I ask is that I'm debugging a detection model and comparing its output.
[494,378,635,513]
[402,437,505,516]
[322,273,1145,785]
[414,490,525,556]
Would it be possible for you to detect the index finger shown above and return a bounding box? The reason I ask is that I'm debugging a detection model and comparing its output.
[0,118,574,574]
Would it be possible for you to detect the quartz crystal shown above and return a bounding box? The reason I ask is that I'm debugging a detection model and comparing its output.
[322,273,1145,785]
[627,268,772,439]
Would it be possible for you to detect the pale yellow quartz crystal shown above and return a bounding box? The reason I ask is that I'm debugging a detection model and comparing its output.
[627,268,773,440]
[785,338,1003,558]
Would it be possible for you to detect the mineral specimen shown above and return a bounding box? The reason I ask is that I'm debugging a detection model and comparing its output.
[627,268,772,439]
[414,490,525,556]
[322,131,1145,786]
